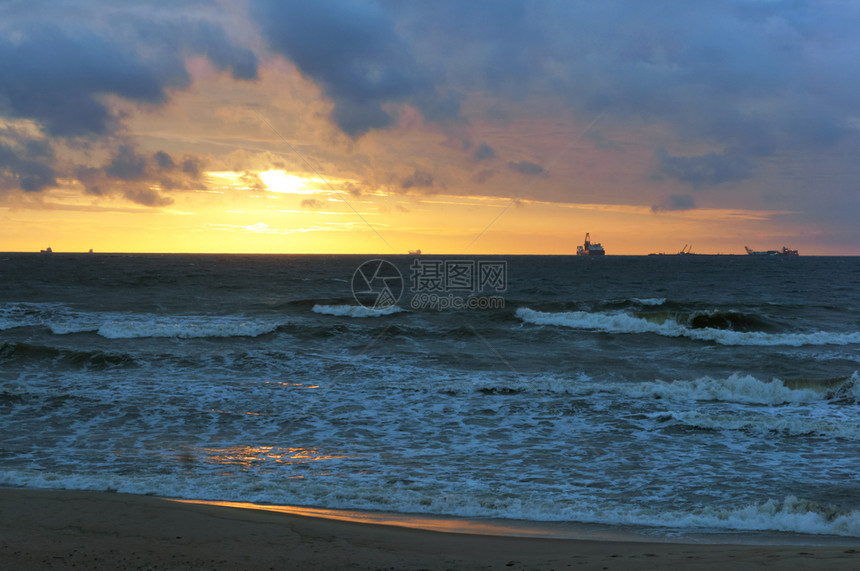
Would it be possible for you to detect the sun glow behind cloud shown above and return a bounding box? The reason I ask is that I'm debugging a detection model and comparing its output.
[258,170,321,195]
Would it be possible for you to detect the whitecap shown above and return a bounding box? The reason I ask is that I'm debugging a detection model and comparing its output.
[516,307,860,347]
[312,304,403,318]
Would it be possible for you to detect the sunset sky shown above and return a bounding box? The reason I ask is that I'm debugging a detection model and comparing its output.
[2,1,859,255]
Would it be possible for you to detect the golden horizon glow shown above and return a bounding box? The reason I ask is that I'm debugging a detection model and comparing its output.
[0,172,816,255]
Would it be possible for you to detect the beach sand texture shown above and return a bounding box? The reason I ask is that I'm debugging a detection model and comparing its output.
[1,488,858,570]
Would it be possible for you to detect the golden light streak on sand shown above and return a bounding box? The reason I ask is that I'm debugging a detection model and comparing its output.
[2,489,858,569]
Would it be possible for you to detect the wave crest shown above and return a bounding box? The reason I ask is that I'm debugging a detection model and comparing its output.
[516,307,860,346]
[312,304,404,318]
[624,373,831,404]
[95,317,279,339]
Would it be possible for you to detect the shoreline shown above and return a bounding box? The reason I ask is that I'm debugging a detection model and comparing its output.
[2,488,858,570]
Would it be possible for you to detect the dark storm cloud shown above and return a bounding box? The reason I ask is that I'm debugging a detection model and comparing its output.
[0,4,256,204]
[401,169,434,190]
[0,15,258,139]
[154,151,176,171]
[187,21,258,81]
[651,194,696,213]
[181,157,202,177]
[0,26,170,137]
[473,142,496,162]
[74,166,105,196]
[106,145,148,181]
[75,144,206,204]
[508,160,544,176]
[0,140,57,192]
[655,149,751,188]
[123,188,174,208]
[251,0,455,137]
[319,1,860,191]
[473,169,496,184]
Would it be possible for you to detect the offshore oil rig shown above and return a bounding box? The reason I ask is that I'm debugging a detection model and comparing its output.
[576,233,605,256]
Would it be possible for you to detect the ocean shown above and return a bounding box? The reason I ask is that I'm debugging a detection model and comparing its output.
[1,253,859,541]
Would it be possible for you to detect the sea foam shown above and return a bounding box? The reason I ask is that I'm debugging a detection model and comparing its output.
[50,313,280,338]
[3,468,858,538]
[1,302,280,339]
[95,317,279,339]
[619,373,829,405]
[516,307,860,346]
[631,297,667,306]
[312,304,403,317]
[645,409,860,440]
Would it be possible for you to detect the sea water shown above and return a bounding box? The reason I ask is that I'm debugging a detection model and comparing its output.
[1,253,859,540]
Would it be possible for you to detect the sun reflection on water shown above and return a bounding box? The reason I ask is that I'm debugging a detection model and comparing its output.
[264,381,320,389]
[199,445,352,471]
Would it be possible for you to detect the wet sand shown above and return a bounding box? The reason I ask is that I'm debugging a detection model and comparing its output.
[1,488,857,570]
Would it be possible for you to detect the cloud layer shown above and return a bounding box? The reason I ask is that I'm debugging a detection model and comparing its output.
[0,2,256,203]
[1,0,859,250]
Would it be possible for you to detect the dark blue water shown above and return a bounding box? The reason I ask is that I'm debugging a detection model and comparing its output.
[1,253,859,538]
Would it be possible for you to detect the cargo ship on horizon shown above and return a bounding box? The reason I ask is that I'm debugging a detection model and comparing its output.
[576,233,605,256]
[744,246,799,256]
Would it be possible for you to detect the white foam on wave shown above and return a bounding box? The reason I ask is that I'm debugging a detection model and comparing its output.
[621,373,828,405]
[4,468,859,538]
[516,307,860,347]
[48,316,102,334]
[312,304,403,317]
[631,297,666,306]
[96,316,280,339]
[1,302,279,339]
[439,494,860,538]
[710,496,860,536]
[0,317,24,331]
[591,495,860,537]
[424,370,858,407]
[646,409,860,440]
[49,313,279,338]
[0,302,68,331]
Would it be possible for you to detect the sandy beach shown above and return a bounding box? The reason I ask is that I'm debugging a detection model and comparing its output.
[0,488,857,570]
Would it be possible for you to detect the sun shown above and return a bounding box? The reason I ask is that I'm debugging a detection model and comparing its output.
[259,170,316,194]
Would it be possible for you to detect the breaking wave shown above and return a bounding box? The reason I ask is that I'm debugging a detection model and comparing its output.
[435,371,859,406]
[312,304,404,317]
[631,297,666,306]
[617,372,860,405]
[2,468,857,537]
[516,307,860,346]
[0,302,71,331]
[647,410,860,440]
[0,302,282,339]
[93,316,280,339]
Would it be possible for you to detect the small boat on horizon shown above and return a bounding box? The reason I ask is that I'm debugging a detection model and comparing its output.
[40,247,52,254]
